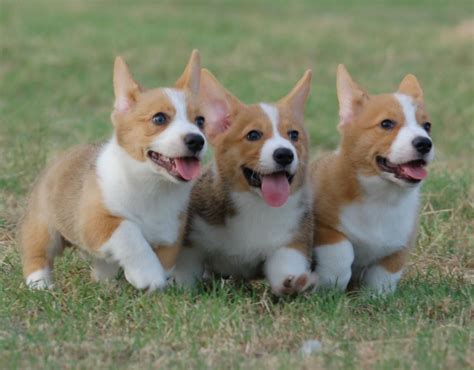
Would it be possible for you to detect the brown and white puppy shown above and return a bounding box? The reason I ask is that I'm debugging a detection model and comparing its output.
[19,51,207,291]
[312,65,434,294]
[173,69,317,295]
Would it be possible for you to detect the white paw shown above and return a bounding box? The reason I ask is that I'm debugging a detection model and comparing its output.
[314,240,354,291]
[362,265,402,295]
[265,248,314,296]
[26,268,53,290]
[97,220,167,292]
[124,261,167,291]
[316,268,352,291]
[271,271,318,296]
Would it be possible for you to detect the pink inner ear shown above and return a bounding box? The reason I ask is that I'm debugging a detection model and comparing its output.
[338,98,353,127]
[114,96,131,112]
[205,99,231,138]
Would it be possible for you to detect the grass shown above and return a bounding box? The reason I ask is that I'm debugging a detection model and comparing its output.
[0,0,473,369]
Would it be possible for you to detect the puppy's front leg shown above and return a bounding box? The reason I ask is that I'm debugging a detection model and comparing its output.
[313,228,354,291]
[99,220,167,291]
[264,247,316,296]
[362,249,406,295]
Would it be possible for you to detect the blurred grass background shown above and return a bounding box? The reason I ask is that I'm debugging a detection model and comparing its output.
[0,1,473,369]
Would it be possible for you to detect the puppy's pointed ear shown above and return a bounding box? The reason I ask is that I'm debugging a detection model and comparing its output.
[398,74,423,101]
[199,69,243,143]
[279,69,312,123]
[113,56,143,113]
[336,64,368,129]
[175,49,201,95]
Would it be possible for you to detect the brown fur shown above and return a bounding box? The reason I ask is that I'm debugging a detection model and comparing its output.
[154,211,187,270]
[19,144,123,276]
[378,249,408,273]
[186,165,236,228]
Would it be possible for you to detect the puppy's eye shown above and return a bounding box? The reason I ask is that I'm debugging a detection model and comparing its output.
[423,122,431,133]
[288,130,299,142]
[152,112,168,125]
[246,130,262,141]
[380,119,396,130]
[195,116,205,129]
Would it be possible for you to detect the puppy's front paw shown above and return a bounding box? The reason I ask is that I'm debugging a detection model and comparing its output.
[362,265,402,296]
[271,271,317,296]
[124,262,167,292]
[26,268,53,290]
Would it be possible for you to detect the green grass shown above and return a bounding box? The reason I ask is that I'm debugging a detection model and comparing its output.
[0,0,473,369]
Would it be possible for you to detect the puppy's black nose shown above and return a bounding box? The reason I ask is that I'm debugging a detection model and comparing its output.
[273,148,294,166]
[412,136,432,154]
[184,133,205,153]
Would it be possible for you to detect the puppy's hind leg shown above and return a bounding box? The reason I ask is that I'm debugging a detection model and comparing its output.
[19,215,64,290]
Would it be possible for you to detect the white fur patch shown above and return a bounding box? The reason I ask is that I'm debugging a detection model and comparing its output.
[97,139,192,247]
[264,247,309,293]
[339,175,419,269]
[26,268,52,290]
[362,264,403,295]
[99,220,166,291]
[150,89,207,160]
[259,103,298,174]
[188,188,307,278]
[314,240,354,290]
[390,93,434,165]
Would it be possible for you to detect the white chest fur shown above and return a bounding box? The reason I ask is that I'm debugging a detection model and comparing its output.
[96,139,192,246]
[189,189,307,277]
[339,175,419,268]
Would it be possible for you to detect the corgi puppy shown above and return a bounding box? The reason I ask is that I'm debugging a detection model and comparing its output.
[173,69,317,295]
[19,50,208,291]
[311,65,434,294]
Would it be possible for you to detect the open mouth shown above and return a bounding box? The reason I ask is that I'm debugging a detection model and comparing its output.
[242,166,294,207]
[147,150,201,181]
[376,156,427,183]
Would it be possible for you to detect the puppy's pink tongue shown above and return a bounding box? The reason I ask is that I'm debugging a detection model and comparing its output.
[261,173,290,207]
[400,163,427,180]
[175,158,201,181]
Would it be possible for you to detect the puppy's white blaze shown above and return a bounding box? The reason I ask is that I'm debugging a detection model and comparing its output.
[150,88,207,159]
[164,89,189,122]
[264,247,309,290]
[99,220,166,291]
[260,102,279,130]
[26,268,52,290]
[314,240,354,290]
[259,103,298,173]
[394,94,427,134]
[362,265,403,295]
[389,93,434,164]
